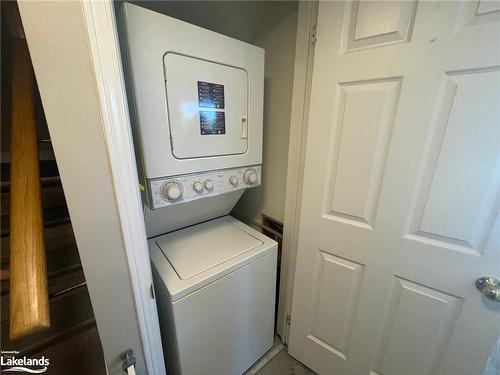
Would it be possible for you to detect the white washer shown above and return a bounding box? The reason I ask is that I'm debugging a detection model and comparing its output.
[149,216,277,375]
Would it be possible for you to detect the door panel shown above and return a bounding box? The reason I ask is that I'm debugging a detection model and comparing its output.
[412,68,500,252]
[345,1,418,50]
[309,252,365,360]
[289,2,500,375]
[372,278,463,375]
[327,78,401,228]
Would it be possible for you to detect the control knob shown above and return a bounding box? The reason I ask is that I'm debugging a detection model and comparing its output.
[244,169,258,185]
[192,181,203,194]
[229,176,238,186]
[162,181,183,201]
[204,179,214,191]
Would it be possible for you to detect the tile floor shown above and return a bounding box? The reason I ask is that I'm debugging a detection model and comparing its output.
[244,336,316,375]
[255,348,316,375]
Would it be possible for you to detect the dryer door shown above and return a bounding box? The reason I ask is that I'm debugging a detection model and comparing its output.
[164,53,249,159]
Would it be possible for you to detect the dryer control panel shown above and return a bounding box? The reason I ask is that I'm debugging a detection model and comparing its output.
[148,165,261,209]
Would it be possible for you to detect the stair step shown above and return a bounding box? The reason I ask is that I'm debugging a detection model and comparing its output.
[0,175,61,192]
[1,184,67,216]
[1,205,70,236]
[1,287,95,353]
[1,267,86,322]
[0,252,83,297]
[0,160,60,182]
[25,323,106,375]
[1,223,76,263]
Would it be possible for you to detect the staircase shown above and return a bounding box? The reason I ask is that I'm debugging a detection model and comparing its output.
[1,3,106,373]
[0,125,107,375]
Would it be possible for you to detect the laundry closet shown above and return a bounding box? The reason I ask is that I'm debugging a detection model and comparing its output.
[112,2,300,373]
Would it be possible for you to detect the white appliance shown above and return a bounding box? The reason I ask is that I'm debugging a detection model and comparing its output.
[120,3,277,375]
[122,2,265,236]
[121,2,264,207]
[150,217,277,375]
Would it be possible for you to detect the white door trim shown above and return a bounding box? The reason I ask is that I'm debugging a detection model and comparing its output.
[278,0,319,344]
[80,1,166,373]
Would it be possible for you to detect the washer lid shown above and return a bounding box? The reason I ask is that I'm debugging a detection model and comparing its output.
[155,217,263,280]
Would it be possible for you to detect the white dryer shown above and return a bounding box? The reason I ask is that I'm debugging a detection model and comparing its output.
[121,2,266,236]
[149,216,277,375]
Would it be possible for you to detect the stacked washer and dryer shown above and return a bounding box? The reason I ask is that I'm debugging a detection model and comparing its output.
[121,3,277,375]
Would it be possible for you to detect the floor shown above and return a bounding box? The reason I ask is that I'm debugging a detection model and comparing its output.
[255,348,316,375]
[32,325,106,375]
[244,335,316,375]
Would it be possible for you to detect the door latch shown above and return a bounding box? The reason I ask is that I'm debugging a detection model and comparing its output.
[121,348,137,374]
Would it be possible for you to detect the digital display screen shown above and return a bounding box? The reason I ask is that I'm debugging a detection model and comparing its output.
[200,111,226,135]
[197,81,225,109]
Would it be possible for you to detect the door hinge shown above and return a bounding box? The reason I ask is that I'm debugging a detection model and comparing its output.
[310,24,317,45]
[120,348,137,374]
[284,313,292,343]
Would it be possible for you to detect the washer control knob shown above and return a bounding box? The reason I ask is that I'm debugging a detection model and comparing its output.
[244,169,258,185]
[204,179,214,191]
[192,181,203,194]
[162,181,182,201]
[229,176,238,186]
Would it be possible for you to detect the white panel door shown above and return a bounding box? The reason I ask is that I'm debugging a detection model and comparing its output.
[289,2,500,374]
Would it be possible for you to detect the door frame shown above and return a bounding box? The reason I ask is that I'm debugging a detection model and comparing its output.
[80,1,166,373]
[278,1,319,344]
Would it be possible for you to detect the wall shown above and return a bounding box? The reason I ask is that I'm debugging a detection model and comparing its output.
[233,4,298,224]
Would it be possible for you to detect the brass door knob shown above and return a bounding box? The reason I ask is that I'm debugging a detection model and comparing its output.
[476,277,500,302]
